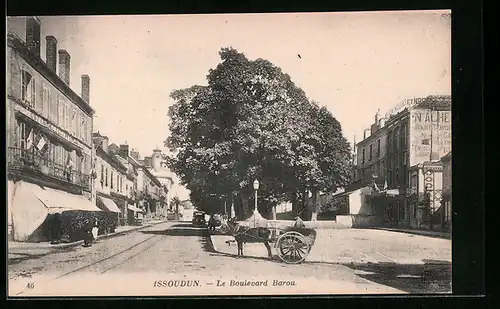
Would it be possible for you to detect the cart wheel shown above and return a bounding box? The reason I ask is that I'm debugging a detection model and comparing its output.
[277,232,310,264]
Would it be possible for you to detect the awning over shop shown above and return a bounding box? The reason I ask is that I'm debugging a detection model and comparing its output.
[98,196,121,213]
[33,186,103,214]
[10,181,102,241]
[127,205,145,213]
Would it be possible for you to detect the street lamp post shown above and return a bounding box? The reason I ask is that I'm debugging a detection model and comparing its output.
[253,179,259,227]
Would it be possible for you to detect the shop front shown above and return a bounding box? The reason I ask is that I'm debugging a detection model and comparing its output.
[96,195,121,234]
[110,192,131,226]
[9,180,102,243]
[127,204,145,225]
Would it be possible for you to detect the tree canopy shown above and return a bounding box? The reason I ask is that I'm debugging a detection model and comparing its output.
[166,47,353,219]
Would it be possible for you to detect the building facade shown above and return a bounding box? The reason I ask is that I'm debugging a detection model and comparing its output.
[440,152,452,231]
[122,148,163,220]
[352,111,389,189]
[146,148,174,217]
[93,133,134,228]
[7,17,100,242]
[349,95,452,230]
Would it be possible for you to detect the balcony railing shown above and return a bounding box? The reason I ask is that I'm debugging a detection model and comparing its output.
[7,147,91,189]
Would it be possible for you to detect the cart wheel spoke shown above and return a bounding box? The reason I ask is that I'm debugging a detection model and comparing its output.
[277,231,312,264]
[297,247,307,254]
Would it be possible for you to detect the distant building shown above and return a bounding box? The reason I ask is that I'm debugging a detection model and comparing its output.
[128,150,163,219]
[145,148,174,215]
[111,143,146,224]
[7,17,99,242]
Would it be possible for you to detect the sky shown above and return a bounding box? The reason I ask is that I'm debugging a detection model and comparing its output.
[7,11,451,200]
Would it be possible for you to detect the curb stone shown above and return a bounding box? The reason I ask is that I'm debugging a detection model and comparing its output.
[369,228,451,240]
[9,220,169,251]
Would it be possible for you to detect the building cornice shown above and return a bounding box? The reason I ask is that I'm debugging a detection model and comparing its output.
[7,32,95,116]
[356,126,388,148]
[96,147,128,174]
[12,98,92,151]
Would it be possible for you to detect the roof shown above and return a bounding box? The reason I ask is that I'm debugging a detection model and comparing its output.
[149,166,173,179]
[7,32,95,116]
[95,147,128,174]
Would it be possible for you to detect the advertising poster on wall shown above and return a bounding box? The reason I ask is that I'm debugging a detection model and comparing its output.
[410,109,452,166]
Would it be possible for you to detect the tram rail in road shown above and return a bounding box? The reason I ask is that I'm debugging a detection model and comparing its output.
[13,222,187,296]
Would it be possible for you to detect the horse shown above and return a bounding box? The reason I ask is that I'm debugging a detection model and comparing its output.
[226,218,273,258]
[208,214,222,232]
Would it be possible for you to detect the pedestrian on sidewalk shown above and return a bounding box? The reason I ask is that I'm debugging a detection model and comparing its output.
[50,213,62,245]
[92,218,99,243]
[83,218,93,247]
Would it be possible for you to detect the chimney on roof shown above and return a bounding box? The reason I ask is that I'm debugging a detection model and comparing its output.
[58,50,71,85]
[144,156,152,168]
[119,144,129,159]
[101,137,109,153]
[45,36,57,72]
[26,17,41,57]
[363,129,371,140]
[81,75,90,103]
[130,150,140,160]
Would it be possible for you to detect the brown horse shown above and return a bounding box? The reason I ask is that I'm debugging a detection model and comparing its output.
[226,218,273,258]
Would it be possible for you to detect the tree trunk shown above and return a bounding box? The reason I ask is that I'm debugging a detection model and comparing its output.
[311,190,320,221]
[291,192,298,216]
[300,189,308,221]
[230,193,235,218]
[240,192,250,219]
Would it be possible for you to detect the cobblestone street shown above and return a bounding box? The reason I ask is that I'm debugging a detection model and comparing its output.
[9,222,451,296]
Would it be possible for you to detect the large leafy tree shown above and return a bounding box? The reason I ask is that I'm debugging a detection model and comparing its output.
[166,47,352,219]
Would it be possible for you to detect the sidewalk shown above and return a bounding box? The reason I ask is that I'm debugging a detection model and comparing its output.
[8,220,168,252]
[369,227,451,239]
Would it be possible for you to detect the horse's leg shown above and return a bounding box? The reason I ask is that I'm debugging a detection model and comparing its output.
[264,241,272,258]
[237,240,242,256]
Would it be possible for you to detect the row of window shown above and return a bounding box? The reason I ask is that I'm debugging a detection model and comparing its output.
[387,152,408,170]
[21,70,92,145]
[359,123,409,165]
[13,120,91,175]
[387,165,408,189]
[99,163,130,195]
[387,123,408,153]
[360,138,381,164]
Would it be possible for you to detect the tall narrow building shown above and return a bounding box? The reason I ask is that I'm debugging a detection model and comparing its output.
[7,17,100,242]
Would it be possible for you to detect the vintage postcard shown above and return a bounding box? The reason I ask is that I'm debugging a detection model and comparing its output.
[7,11,452,297]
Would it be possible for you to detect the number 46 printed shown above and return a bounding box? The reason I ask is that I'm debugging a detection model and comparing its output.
[26,282,35,289]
